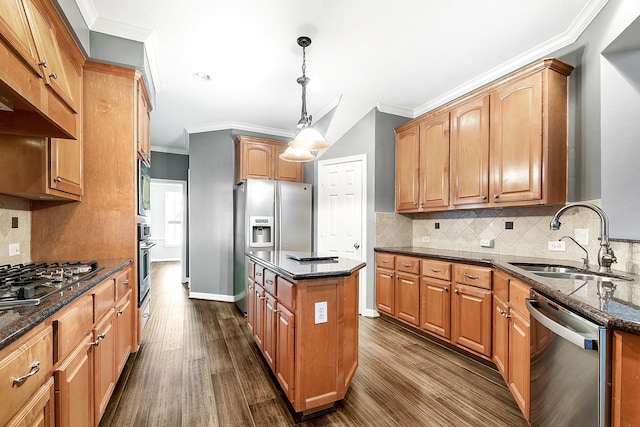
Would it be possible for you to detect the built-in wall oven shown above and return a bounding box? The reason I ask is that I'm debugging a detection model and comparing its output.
[138,222,155,307]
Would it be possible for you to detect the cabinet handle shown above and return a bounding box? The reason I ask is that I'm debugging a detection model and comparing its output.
[90,338,101,347]
[256,272,262,277]
[381,259,389,263]
[454,289,460,294]
[143,312,150,319]
[266,279,273,285]
[49,72,58,80]
[384,274,393,279]
[38,61,47,68]
[117,309,125,316]
[122,280,130,285]
[429,268,441,273]
[12,361,40,386]
[402,263,412,267]
[464,273,479,280]
[54,177,62,182]
[444,287,449,292]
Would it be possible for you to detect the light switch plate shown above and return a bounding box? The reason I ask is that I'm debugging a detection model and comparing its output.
[8,243,20,256]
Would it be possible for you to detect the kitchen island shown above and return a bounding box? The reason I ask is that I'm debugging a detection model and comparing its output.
[244,251,365,417]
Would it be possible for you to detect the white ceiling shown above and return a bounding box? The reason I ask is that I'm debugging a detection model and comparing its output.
[74,0,608,153]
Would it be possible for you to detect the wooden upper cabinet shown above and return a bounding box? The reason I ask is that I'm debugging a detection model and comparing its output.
[395,58,572,212]
[395,125,420,211]
[22,0,76,112]
[235,135,303,184]
[0,0,41,76]
[137,78,151,165]
[451,95,490,207]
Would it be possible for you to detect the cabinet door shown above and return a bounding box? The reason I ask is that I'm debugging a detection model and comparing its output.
[49,137,82,196]
[22,0,75,112]
[419,112,450,209]
[93,309,116,423]
[253,284,265,350]
[492,295,509,380]
[263,293,277,370]
[243,141,274,181]
[508,308,530,422]
[490,73,542,204]
[450,95,490,206]
[0,0,41,76]
[451,283,492,356]
[396,272,420,326]
[274,143,303,182]
[137,79,151,164]
[420,277,451,339]
[395,125,420,212]
[6,377,54,427]
[275,304,295,403]
[115,290,133,377]
[375,267,395,316]
[246,277,255,334]
[54,333,93,427]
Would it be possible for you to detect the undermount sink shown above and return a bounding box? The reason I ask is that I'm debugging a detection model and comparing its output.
[509,262,633,282]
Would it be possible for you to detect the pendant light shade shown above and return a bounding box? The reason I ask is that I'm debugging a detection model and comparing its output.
[279,146,316,162]
[289,127,331,151]
[280,36,329,162]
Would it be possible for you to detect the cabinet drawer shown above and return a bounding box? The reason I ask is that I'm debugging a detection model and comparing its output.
[53,294,93,363]
[114,267,132,301]
[277,276,295,311]
[264,269,276,295]
[254,265,265,286]
[396,256,420,274]
[376,253,395,269]
[509,279,531,317]
[421,259,451,281]
[454,264,492,289]
[93,278,116,322]
[0,324,53,425]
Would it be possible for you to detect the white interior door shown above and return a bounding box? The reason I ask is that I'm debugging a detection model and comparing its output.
[317,155,366,313]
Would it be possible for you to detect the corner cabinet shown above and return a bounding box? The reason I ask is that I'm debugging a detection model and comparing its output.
[235,135,303,184]
[246,256,359,416]
[395,58,573,213]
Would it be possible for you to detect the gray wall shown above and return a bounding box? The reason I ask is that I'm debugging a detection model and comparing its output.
[150,152,189,181]
[314,108,407,310]
[189,131,235,296]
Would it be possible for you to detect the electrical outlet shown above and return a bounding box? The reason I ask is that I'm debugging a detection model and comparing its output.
[8,243,20,256]
[315,301,328,324]
[422,236,430,243]
[575,228,589,245]
[480,238,494,248]
[548,241,566,252]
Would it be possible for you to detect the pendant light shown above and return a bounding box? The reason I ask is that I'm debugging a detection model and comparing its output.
[280,36,330,162]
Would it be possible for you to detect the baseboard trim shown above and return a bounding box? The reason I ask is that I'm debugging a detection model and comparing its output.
[360,308,380,318]
[188,292,235,302]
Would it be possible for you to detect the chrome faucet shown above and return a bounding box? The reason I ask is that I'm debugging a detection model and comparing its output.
[559,235,589,269]
[550,202,616,273]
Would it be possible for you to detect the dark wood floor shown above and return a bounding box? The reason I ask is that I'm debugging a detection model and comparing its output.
[100,261,528,427]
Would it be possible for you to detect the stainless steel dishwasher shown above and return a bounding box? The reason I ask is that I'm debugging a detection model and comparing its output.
[526,290,610,427]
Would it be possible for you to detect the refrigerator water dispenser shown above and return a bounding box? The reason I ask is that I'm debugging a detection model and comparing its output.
[249,216,273,247]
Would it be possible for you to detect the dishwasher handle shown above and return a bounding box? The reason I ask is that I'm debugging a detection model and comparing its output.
[526,299,598,351]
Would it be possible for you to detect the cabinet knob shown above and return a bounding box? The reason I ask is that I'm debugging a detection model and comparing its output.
[354,243,360,249]
[444,287,449,293]
[49,72,58,80]
[413,202,417,206]
[54,177,62,183]
[38,61,48,68]
[493,194,499,199]
[481,195,487,200]
[454,289,460,294]
[117,309,125,316]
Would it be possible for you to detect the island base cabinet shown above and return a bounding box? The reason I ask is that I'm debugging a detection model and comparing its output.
[54,333,94,427]
[275,304,295,403]
[612,330,640,426]
[6,377,55,427]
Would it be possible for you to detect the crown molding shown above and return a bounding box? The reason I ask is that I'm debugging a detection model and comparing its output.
[74,0,97,28]
[186,121,295,139]
[376,102,413,118]
[150,145,189,155]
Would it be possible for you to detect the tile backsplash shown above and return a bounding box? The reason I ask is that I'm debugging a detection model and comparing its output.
[0,195,31,265]
[375,200,640,275]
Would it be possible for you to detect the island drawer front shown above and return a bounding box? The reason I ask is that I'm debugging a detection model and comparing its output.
[53,294,93,363]
[254,265,265,286]
[93,278,116,323]
[454,264,492,289]
[421,260,451,281]
[396,256,420,275]
[0,323,53,425]
[509,279,531,316]
[376,253,395,269]
[277,276,295,311]
[264,269,277,295]
[114,267,132,301]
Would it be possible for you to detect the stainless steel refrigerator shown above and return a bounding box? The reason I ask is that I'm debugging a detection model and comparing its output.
[234,179,312,313]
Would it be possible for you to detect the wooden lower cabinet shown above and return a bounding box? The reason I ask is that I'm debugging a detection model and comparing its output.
[492,294,510,378]
[6,376,55,427]
[375,267,395,316]
[246,257,359,414]
[612,330,640,426]
[54,332,94,427]
[451,282,492,357]
[508,308,530,420]
[420,277,451,339]
[395,271,420,326]
[115,290,134,376]
[93,309,116,423]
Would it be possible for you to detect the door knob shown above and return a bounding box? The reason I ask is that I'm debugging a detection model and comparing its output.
[354,243,360,249]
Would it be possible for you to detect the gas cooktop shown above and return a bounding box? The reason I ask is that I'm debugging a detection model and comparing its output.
[0,261,102,307]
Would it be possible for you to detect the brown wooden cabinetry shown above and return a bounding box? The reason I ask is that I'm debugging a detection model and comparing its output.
[235,135,303,184]
[451,264,492,357]
[394,58,573,213]
[246,256,360,415]
[93,309,116,422]
[137,78,151,164]
[54,332,93,426]
[420,259,452,339]
[375,253,395,315]
[395,256,420,326]
[6,376,55,427]
[612,330,640,426]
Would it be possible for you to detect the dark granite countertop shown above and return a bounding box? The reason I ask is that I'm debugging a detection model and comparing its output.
[246,251,365,280]
[375,247,640,335]
[0,258,133,351]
